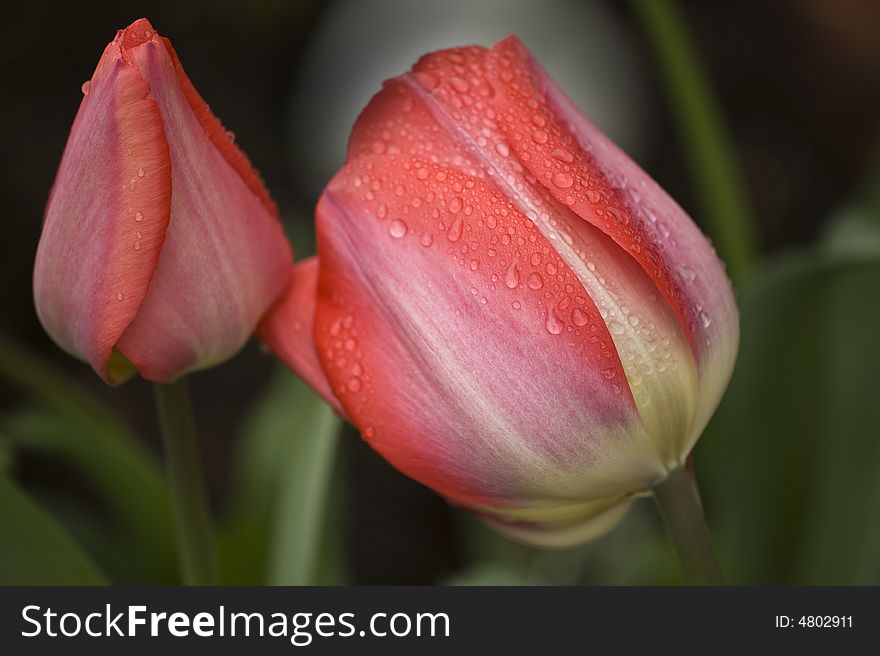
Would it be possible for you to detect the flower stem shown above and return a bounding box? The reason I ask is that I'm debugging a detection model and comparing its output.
[652,466,724,585]
[630,0,757,287]
[153,379,218,585]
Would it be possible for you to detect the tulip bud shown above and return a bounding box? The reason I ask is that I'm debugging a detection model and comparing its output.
[34,18,293,384]
[261,38,738,547]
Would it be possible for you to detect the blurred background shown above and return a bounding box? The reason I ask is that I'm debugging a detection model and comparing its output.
[2,0,879,585]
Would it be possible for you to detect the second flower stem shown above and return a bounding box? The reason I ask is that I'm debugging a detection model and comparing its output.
[154,378,218,585]
[652,465,724,585]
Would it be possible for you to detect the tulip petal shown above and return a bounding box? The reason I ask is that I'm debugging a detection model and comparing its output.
[343,44,700,468]
[306,160,667,511]
[484,37,739,453]
[259,258,345,416]
[33,32,172,383]
[480,496,636,549]
[112,25,292,381]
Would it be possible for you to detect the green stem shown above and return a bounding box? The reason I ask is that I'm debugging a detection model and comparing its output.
[630,0,757,287]
[153,379,218,585]
[652,466,724,585]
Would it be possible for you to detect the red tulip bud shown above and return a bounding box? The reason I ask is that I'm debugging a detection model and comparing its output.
[34,18,293,384]
[261,37,738,547]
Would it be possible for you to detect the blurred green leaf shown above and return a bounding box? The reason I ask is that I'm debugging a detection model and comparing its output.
[0,473,106,585]
[220,367,345,585]
[1,407,176,583]
[697,250,880,584]
[0,336,176,583]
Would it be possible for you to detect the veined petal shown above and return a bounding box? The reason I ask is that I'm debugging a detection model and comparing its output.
[33,28,171,383]
[485,37,739,455]
[113,22,292,381]
[354,43,700,467]
[311,159,667,509]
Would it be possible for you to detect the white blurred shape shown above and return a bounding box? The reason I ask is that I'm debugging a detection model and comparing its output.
[288,0,651,196]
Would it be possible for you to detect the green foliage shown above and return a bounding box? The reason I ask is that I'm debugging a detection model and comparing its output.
[0,338,176,583]
[0,473,106,585]
[698,246,880,584]
[220,367,345,585]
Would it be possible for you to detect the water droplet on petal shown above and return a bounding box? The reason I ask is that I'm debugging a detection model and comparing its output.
[531,129,549,144]
[136,167,145,178]
[601,367,616,380]
[545,308,564,334]
[81,80,91,95]
[527,273,544,289]
[447,216,463,242]
[116,292,124,301]
[389,219,407,238]
[448,197,463,213]
[678,266,696,283]
[571,307,589,326]
[347,377,362,392]
[134,211,144,222]
[420,233,433,247]
[504,262,520,289]
[552,172,574,188]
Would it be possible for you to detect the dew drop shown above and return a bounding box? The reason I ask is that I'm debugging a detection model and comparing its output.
[136,167,145,178]
[133,242,142,251]
[377,203,388,219]
[115,292,124,302]
[449,76,469,93]
[448,197,463,213]
[527,272,544,289]
[347,377,362,392]
[495,143,510,157]
[550,147,574,163]
[512,300,521,310]
[586,189,601,203]
[447,216,463,242]
[601,367,616,380]
[552,172,574,188]
[81,80,91,95]
[545,308,564,335]
[504,262,520,289]
[529,252,542,266]
[389,219,407,238]
[699,309,712,328]
[364,426,375,438]
[420,233,433,247]
[571,307,589,326]
[134,211,144,222]
[678,266,696,283]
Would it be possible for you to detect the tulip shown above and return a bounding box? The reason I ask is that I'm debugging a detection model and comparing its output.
[34,18,292,384]
[261,37,738,547]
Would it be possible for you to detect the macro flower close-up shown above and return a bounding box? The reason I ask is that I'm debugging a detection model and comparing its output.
[33,18,293,385]
[261,37,738,550]
[2,0,879,621]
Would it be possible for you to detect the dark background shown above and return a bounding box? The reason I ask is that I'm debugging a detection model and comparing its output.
[2,0,879,584]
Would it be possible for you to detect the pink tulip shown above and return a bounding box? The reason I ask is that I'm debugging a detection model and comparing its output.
[261,37,738,547]
[34,18,292,384]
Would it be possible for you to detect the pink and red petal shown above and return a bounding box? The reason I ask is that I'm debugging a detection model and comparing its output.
[112,26,292,381]
[34,31,171,383]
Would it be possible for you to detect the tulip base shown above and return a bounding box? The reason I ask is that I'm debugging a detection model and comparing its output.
[154,378,219,585]
[652,466,724,585]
